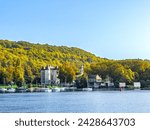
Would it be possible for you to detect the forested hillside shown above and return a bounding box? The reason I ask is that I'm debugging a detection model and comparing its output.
[0,40,106,86]
[0,40,150,87]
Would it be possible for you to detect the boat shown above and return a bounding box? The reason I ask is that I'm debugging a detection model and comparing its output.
[0,88,7,93]
[82,88,93,91]
[15,87,28,93]
[6,88,16,93]
[52,88,61,92]
[40,88,52,92]
[60,87,66,92]
[34,88,52,92]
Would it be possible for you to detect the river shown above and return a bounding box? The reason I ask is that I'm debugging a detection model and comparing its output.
[0,90,150,113]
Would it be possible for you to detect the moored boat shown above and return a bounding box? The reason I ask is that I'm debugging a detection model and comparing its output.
[33,88,52,92]
[0,88,7,93]
[60,87,66,92]
[82,88,93,91]
[5,88,16,93]
[15,87,28,93]
[40,88,52,92]
[52,88,60,92]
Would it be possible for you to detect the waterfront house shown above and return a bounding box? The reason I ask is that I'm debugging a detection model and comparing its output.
[119,82,126,88]
[87,74,102,88]
[133,82,141,89]
[41,65,60,86]
[104,76,114,87]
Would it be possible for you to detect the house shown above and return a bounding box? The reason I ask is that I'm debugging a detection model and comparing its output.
[41,65,60,86]
[119,82,126,88]
[133,82,141,89]
[87,74,102,88]
[104,76,114,87]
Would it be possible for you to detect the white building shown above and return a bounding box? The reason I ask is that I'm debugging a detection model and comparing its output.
[104,76,114,87]
[133,82,141,89]
[119,82,126,88]
[41,66,60,85]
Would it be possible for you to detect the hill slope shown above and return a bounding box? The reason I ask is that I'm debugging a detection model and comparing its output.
[0,40,106,85]
[0,39,150,88]
[0,40,106,65]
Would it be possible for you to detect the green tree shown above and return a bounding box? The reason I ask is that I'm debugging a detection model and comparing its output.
[58,62,77,83]
[75,75,87,88]
[109,63,135,84]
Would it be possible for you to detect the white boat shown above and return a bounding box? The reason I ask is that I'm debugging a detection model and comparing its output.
[0,88,7,93]
[60,87,66,92]
[35,88,52,92]
[82,88,93,91]
[52,88,60,92]
[6,88,16,93]
[41,88,52,92]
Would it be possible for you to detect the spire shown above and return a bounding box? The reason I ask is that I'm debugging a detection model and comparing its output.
[80,65,84,75]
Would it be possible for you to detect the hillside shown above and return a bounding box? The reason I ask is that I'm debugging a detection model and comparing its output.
[0,40,150,88]
[0,40,106,64]
[0,40,106,85]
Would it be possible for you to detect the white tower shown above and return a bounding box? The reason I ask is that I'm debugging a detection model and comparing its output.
[80,65,84,75]
[41,66,60,85]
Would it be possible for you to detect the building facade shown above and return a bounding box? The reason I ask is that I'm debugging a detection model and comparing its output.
[119,82,126,88]
[41,66,60,85]
[87,74,102,88]
[133,82,141,89]
[104,76,114,87]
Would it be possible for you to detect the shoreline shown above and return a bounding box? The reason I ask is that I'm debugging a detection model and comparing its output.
[0,87,150,94]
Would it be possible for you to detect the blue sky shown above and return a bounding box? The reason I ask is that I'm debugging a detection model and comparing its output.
[0,0,150,59]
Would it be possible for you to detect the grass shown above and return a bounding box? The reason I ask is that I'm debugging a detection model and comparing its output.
[0,85,17,89]
[0,84,62,89]
[0,85,7,88]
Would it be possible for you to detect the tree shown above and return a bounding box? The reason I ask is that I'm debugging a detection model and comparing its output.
[109,63,135,84]
[75,75,87,88]
[89,62,109,79]
[13,67,25,87]
[58,62,77,83]
[24,64,34,84]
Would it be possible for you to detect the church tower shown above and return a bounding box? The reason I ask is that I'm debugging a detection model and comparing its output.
[79,65,84,75]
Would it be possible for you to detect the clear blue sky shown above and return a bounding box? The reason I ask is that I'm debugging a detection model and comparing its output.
[0,0,150,60]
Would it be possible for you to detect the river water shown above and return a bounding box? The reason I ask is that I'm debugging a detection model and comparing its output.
[0,90,150,113]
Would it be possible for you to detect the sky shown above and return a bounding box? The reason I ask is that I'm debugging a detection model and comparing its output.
[0,0,150,60]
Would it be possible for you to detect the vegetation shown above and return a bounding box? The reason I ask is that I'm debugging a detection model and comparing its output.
[75,75,88,88]
[0,84,17,89]
[0,39,150,88]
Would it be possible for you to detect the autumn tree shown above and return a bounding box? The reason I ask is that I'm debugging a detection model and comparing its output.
[58,62,77,83]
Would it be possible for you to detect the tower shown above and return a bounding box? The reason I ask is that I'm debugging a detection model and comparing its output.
[41,65,60,86]
[80,65,84,75]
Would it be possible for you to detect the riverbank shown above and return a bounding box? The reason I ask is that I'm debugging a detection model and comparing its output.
[0,86,148,94]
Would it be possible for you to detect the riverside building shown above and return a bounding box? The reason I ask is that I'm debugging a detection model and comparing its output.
[41,66,60,86]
